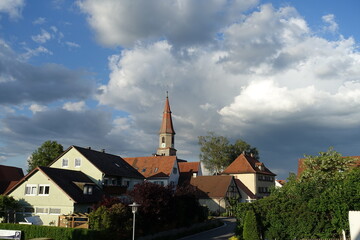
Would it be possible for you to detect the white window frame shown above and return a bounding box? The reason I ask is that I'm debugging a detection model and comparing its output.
[49,208,61,215]
[62,158,69,167]
[35,207,49,214]
[38,184,50,196]
[83,185,93,195]
[75,158,81,167]
[25,184,37,196]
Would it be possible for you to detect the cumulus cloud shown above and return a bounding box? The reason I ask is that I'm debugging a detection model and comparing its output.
[77,0,259,47]
[322,14,338,33]
[29,104,48,114]
[0,0,24,19]
[95,4,360,176]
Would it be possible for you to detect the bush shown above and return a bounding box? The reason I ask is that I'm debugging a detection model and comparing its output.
[0,223,101,240]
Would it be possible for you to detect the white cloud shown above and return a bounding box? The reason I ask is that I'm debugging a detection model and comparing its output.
[62,101,86,112]
[0,0,24,19]
[65,41,80,48]
[31,29,52,44]
[20,46,53,60]
[33,17,46,25]
[29,104,48,114]
[322,14,338,33]
[77,0,259,47]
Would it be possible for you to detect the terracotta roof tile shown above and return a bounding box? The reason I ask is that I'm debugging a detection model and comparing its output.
[178,162,200,173]
[222,154,275,176]
[190,175,234,198]
[123,156,177,178]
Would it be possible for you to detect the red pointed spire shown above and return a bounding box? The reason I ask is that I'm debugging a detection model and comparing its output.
[159,93,175,134]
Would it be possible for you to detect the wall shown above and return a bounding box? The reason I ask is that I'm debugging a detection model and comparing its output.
[9,170,74,226]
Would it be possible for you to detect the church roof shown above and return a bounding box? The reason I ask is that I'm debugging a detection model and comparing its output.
[159,96,175,134]
[222,153,276,176]
[123,155,178,179]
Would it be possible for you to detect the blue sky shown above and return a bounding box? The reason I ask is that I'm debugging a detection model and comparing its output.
[1,0,359,179]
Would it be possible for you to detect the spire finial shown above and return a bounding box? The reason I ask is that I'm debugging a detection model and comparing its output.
[166,91,168,98]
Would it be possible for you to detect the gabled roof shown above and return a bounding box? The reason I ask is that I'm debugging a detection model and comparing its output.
[0,165,24,194]
[159,96,175,134]
[6,166,103,203]
[178,162,200,173]
[189,175,234,198]
[123,156,177,179]
[222,153,276,176]
[234,179,257,200]
[54,146,144,179]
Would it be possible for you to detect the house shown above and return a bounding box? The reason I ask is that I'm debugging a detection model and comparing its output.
[178,161,202,185]
[5,166,103,226]
[124,156,180,187]
[234,179,258,202]
[48,145,144,196]
[0,165,24,194]
[222,153,276,198]
[275,180,286,188]
[189,175,241,214]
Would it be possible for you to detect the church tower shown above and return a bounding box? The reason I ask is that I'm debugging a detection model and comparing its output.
[157,93,176,156]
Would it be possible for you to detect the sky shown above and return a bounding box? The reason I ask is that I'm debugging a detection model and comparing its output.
[0,0,359,179]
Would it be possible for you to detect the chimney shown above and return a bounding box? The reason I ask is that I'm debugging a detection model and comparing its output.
[101,149,105,153]
[87,146,91,150]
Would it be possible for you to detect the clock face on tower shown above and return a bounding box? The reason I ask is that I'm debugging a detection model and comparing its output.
[161,143,166,148]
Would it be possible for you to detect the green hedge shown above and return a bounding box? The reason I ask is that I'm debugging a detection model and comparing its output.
[0,223,102,240]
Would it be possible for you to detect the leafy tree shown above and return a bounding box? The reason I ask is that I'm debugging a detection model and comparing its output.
[243,210,260,240]
[198,132,258,174]
[0,196,18,222]
[27,140,63,172]
[300,147,355,183]
[234,148,360,240]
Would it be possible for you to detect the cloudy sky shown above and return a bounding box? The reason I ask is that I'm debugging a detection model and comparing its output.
[1,0,359,179]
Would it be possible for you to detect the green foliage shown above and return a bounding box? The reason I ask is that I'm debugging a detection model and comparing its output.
[27,140,64,172]
[234,148,360,240]
[0,223,101,240]
[243,210,260,240]
[89,203,132,239]
[0,196,19,221]
[198,132,258,174]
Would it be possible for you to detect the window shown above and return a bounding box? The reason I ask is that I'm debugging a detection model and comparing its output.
[83,185,93,195]
[23,207,34,213]
[173,167,177,174]
[154,181,164,186]
[162,137,165,143]
[111,178,117,186]
[62,158,69,167]
[38,185,50,195]
[103,178,109,185]
[75,158,81,167]
[25,184,37,195]
[49,208,61,214]
[36,207,49,214]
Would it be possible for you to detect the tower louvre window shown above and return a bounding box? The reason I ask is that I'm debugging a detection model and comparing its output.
[162,137,165,143]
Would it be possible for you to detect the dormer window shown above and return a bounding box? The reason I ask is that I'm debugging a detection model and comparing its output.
[83,185,93,195]
[173,167,177,174]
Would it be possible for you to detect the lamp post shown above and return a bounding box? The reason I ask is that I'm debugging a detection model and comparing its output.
[129,202,140,240]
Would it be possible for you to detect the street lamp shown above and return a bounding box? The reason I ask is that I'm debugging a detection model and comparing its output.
[129,202,141,240]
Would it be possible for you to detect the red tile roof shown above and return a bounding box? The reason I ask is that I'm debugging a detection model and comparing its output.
[0,165,24,194]
[123,156,177,178]
[276,180,286,185]
[178,162,200,173]
[190,175,234,198]
[222,154,276,176]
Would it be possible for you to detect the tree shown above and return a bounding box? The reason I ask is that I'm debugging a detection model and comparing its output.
[243,209,260,240]
[198,132,258,174]
[27,140,64,172]
[300,147,355,183]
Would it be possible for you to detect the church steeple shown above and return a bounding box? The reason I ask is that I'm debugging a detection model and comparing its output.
[157,93,176,156]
